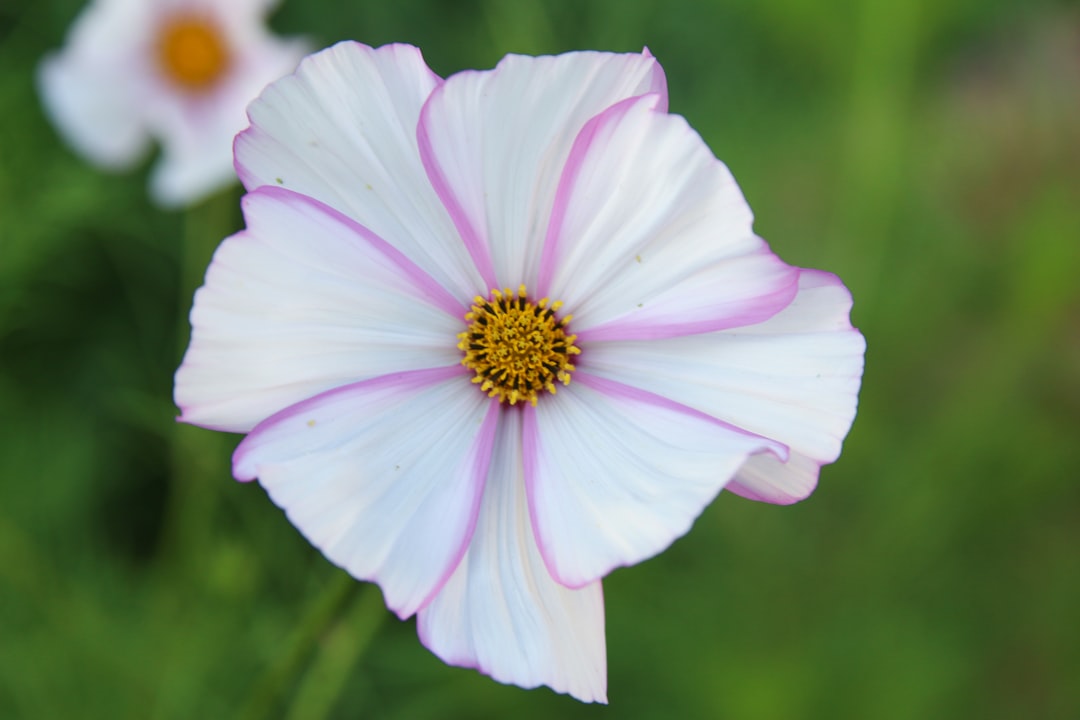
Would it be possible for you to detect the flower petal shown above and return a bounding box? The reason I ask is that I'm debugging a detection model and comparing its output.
[725,451,824,505]
[234,367,497,619]
[148,32,309,208]
[525,374,786,589]
[37,0,153,169]
[418,409,607,703]
[175,186,465,433]
[149,105,242,207]
[581,269,866,504]
[417,50,667,291]
[234,42,484,300]
[539,93,797,340]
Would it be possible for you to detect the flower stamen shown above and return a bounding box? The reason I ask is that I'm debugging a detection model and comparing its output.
[459,285,581,406]
[156,15,230,92]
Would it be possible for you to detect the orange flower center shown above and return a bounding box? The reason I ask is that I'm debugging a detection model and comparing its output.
[157,16,230,91]
[459,286,581,406]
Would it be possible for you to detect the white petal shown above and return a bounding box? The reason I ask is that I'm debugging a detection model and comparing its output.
[526,374,786,588]
[234,42,484,300]
[149,111,241,207]
[539,93,797,339]
[726,451,823,505]
[175,187,466,433]
[36,0,153,169]
[581,269,866,504]
[418,409,607,703]
[148,34,309,208]
[234,367,497,619]
[417,50,667,291]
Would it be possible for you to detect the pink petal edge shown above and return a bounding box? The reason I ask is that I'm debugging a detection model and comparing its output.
[537,88,798,341]
[523,372,789,588]
[574,251,799,342]
[412,398,501,615]
[537,93,665,297]
[232,365,469,481]
[416,75,499,291]
[232,367,497,620]
[248,185,467,318]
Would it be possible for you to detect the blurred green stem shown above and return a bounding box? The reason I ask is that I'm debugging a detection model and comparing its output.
[828,0,922,319]
[241,574,384,720]
[285,583,387,720]
[161,191,237,576]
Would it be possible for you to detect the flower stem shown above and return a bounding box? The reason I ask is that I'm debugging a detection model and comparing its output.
[239,573,374,720]
[161,190,237,576]
[284,583,387,720]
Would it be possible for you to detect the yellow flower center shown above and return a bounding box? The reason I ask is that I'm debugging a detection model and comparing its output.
[459,286,581,406]
[156,16,230,92]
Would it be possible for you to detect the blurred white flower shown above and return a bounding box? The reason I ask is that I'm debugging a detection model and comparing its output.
[37,0,308,207]
[175,42,866,702]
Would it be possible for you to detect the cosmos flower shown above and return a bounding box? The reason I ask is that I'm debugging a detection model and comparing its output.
[174,42,866,702]
[37,0,308,207]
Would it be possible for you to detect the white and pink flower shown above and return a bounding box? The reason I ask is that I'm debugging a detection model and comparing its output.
[174,42,866,702]
[38,0,308,207]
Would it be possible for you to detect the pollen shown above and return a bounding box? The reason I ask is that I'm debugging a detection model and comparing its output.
[156,16,230,92]
[459,285,581,406]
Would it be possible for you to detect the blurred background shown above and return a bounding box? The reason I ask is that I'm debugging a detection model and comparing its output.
[1,0,1078,717]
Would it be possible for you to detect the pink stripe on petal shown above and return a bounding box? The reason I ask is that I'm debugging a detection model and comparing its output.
[233,364,469,481]
[575,258,799,342]
[415,397,501,612]
[526,373,785,589]
[419,403,608,701]
[574,372,789,461]
[417,85,498,291]
[251,186,467,318]
[538,94,663,296]
[526,375,791,590]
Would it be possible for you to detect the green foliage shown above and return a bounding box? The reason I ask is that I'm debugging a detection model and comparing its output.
[2,0,1078,717]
